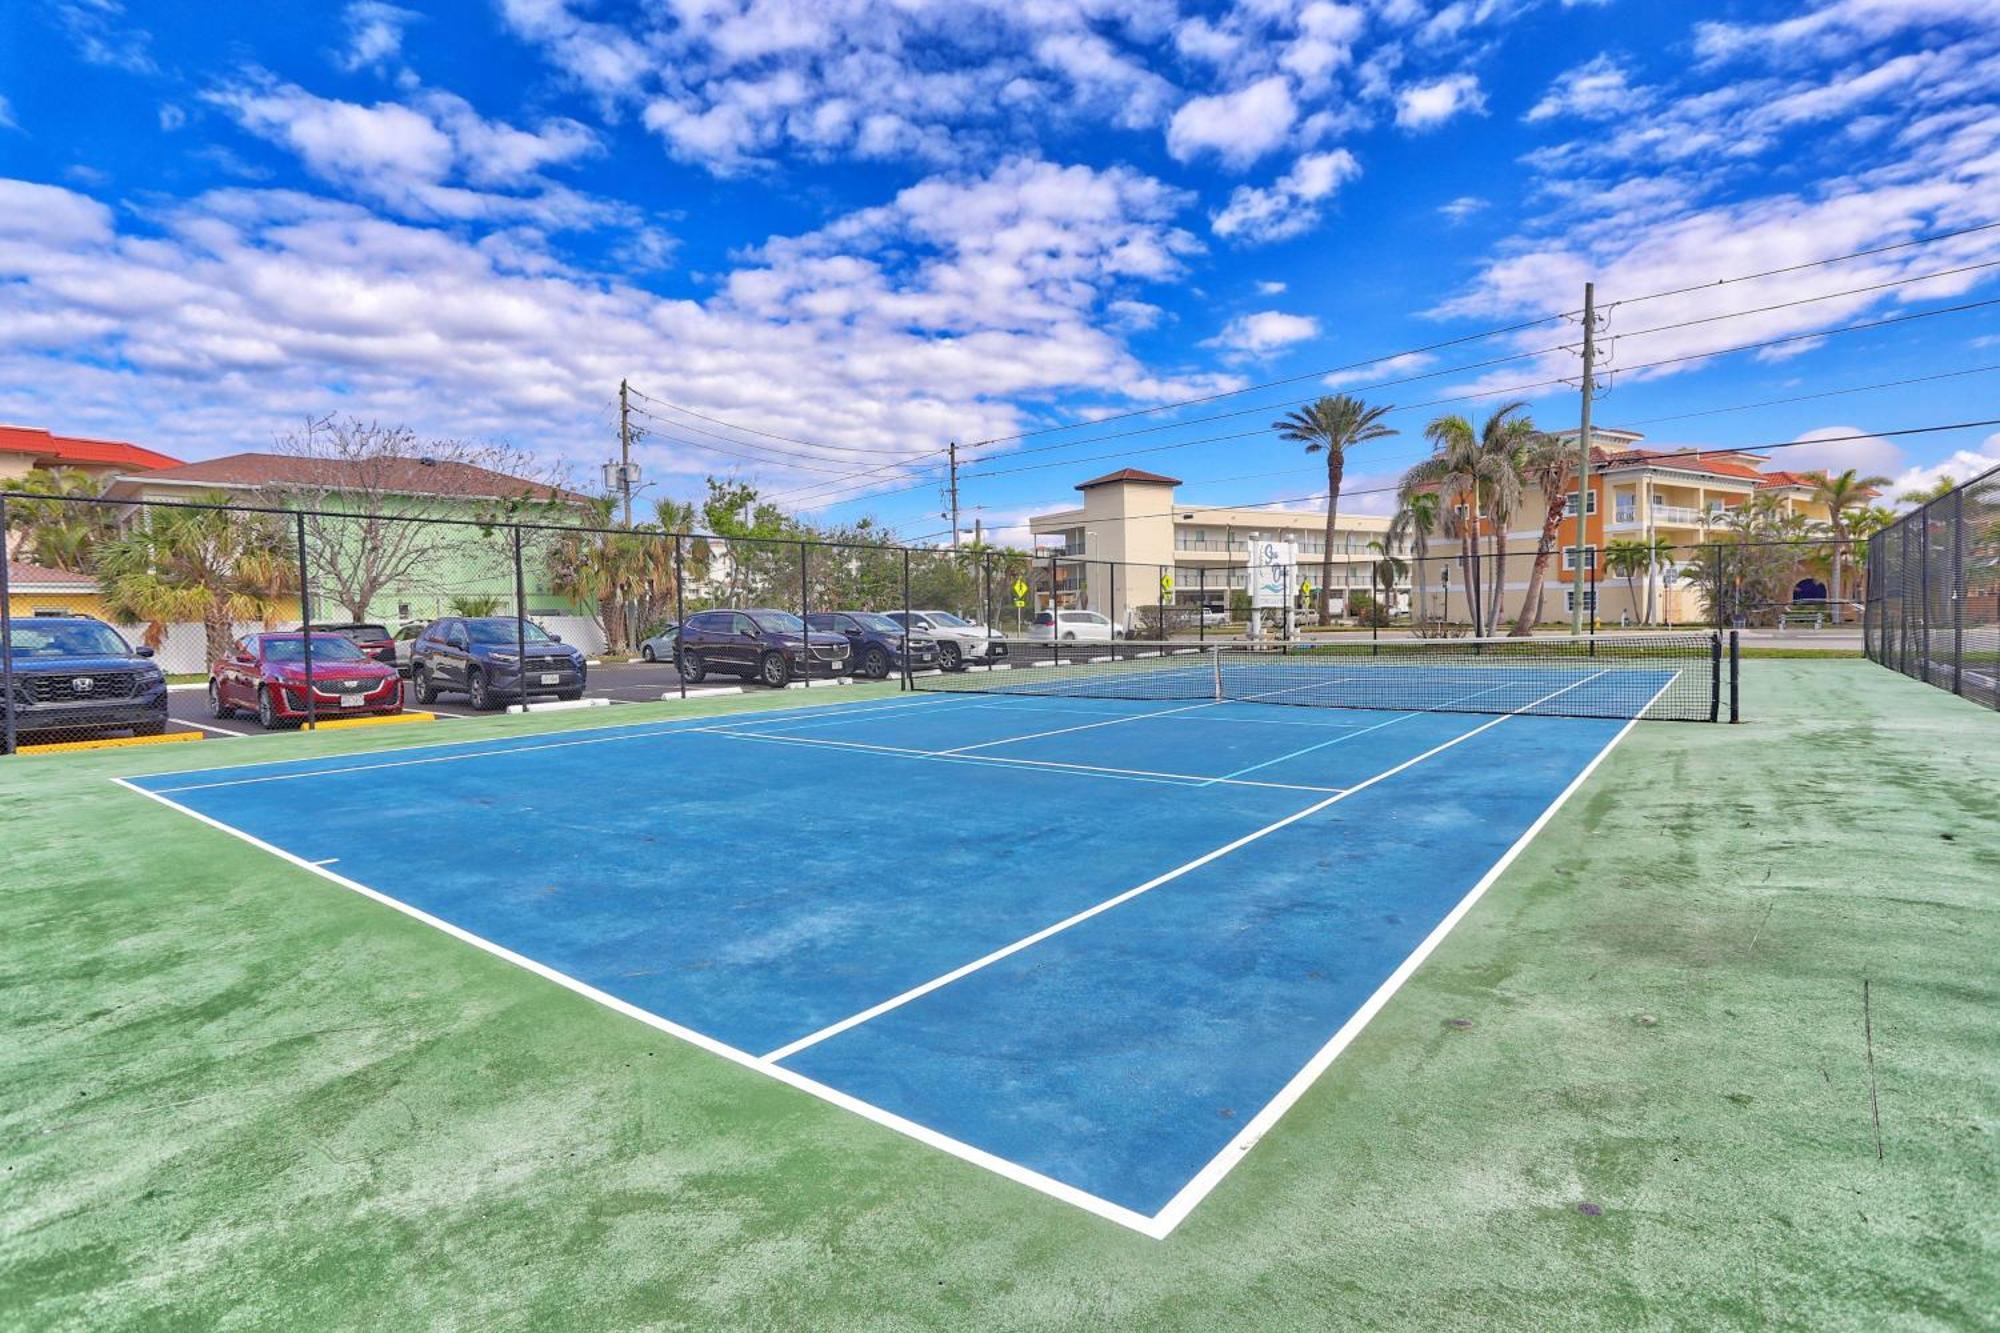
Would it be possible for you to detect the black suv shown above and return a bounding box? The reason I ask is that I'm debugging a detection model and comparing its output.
[3,613,168,741]
[804,611,938,679]
[676,609,851,687]
[408,616,586,710]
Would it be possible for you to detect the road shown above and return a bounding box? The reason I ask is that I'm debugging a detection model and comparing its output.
[163,659,870,739]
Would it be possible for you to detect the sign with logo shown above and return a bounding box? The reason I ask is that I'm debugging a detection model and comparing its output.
[1247,541,1296,609]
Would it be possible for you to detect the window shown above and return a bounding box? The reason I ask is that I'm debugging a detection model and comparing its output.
[1565,588,1598,613]
[1614,493,1636,522]
[1561,545,1598,572]
[1563,489,1599,517]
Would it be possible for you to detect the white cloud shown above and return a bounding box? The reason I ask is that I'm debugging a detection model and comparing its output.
[53,0,155,74]
[0,167,1237,506]
[203,78,606,227]
[1781,426,1906,475]
[338,2,420,72]
[1438,194,1486,223]
[1695,0,2000,64]
[1168,76,1299,167]
[1211,148,1361,243]
[1526,54,1650,123]
[1888,443,2000,506]
[1394,73,1485,131]
[0,96,17,132]
[1257,280,1287,295]
[1322,351,1437,387]
[1204,310,1322,357]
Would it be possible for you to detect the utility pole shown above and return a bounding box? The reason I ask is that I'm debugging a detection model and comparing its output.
[617,378,635,528]
[947,440,961,549]
[1573,281,1597,636]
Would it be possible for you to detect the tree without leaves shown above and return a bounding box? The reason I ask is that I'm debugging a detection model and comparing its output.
[1272,394,1398,626]
[267,418,577,622]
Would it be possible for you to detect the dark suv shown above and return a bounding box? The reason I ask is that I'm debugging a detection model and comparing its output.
[3,613,168,741]
[409,616,586,710]
[804,612,938,679]
[676,609,851,687]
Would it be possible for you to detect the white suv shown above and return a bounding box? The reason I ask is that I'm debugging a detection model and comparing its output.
[1028,609,1118,642]
[885,610,1007,672]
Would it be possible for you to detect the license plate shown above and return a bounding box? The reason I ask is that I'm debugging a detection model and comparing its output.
[538,672,560,685]
[339,693,364,707]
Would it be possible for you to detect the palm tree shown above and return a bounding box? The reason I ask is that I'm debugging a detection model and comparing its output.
[1637,532,1673,623]
[1808,468,1890,624]
[8,467,113,572]
[1899,475,1956,506]
[1402,412,1511,634]
[1470,403,1535,633]
[95,498,297,663]
[1366,538,1408,622]
[1604,538,1651,626]
[1507,427,1577,635]
[1273,394,1398,625]
[1388,489,1439,626]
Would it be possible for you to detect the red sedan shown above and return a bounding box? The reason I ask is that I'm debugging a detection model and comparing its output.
[209,632,404,730]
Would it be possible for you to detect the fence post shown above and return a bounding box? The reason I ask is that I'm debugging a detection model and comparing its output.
[901,547,912,691]
[1198,567,1207,643]
[296,510,317,732]
[1917,499,1932,684]
[1156,563,1166,644]
[512,526,529,714]
[981,551,993,638]
[672,536,688,700]
[0,494,15,755]
[1950,492,1965,695]
[798,542,811,690]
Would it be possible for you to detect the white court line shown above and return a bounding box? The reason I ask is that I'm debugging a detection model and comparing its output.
[170,718,246,737]
[695,726,1341,794]
[140,693,971,795]
[1145,669,1669,1236]
[934,699,1219,755]
[1201,709,1423,784]
[758,669,1611,1069]
[959,699,1377,731]
[108,776,1164,1238]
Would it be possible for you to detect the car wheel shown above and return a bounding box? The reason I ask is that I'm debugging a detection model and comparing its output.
[1062,631,1077,641]
[412,665,438,705]
[208,679,234,719]
[937,641,962,672]
[256,687,280,731]
[678,648,707,683]
[641,643,656,662]
[760,651,792,688]
[862,645,890,679]
[468,668,496,711]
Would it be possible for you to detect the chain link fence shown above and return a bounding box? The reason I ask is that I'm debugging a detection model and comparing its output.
[1865,460,2000,710]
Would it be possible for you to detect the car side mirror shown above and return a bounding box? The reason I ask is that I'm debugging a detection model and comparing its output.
[844,627,860,636]
[136,646,154,658]
[549,634,562,643]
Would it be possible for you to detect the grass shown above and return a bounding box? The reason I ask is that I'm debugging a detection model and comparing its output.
[2,663,1993,1329]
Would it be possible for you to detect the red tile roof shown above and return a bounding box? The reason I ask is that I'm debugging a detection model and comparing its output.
[5,560,96,590]
[1599,448,1769,482]
[0,425,181,472]
[1755,470,1817,489]
[1076,468,1182,490]
[115,452,590,504]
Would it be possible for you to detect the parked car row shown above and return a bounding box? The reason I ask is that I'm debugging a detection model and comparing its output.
[669,606,1009,686]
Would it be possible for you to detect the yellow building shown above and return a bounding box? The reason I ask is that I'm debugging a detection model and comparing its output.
[3,561,108,619]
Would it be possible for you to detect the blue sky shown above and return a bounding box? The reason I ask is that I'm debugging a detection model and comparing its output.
[2,0,1997,543]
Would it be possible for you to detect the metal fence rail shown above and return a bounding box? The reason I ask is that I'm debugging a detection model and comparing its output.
[1864,459,2000,710]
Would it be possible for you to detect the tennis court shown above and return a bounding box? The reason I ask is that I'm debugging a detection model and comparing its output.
[115,634,1724,1238]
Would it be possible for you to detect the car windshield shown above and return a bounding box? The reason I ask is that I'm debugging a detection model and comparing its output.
[339,624,391,640]
[848,613,901,632]
[749,611,805,633]
[926,611,971,627]
[465,619,552,645]
[263,637,367,663]
[6,622,131,657]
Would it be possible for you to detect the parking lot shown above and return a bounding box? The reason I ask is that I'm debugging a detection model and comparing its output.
[162,658,869,738]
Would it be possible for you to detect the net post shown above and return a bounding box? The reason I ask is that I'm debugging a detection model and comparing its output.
[1708,632,1722,723]
[1211,645,1222,702]
[673,536,687,700]
[512,525,529,715]
[0,494,16,756]
[296,510,317,732]
[1728,630,1740,723]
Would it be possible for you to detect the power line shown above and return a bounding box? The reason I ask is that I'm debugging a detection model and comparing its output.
[1622,363,2000,428]
[626,384,916,455]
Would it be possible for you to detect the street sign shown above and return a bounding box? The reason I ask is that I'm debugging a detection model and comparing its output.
[1159,573,1174,594]
[1013,597,1026,610]
[1299,577,1315,600]
[1011,578,1029,599]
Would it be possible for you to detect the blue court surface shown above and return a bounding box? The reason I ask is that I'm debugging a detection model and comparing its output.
[119,688,1641,1237]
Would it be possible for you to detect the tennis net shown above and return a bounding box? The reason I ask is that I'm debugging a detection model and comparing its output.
[911,631,1735,722]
